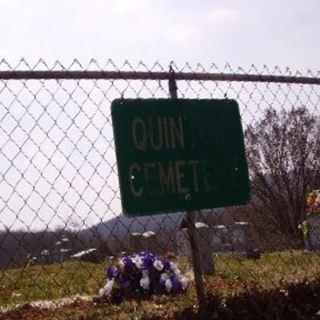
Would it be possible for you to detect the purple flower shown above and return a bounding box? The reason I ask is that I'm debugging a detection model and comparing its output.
[106,266,119,280]
[163,260,171,271]
[143,254,155,271]
[170,275,182,292]
[138,251,154,258]
[122,257,135,272]
[120,279,131,290]
[154,280,166,294]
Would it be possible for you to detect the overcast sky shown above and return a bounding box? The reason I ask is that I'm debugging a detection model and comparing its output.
[0,0,319,71]
[0,0,319,231]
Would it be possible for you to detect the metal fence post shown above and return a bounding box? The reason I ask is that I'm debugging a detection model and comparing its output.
[168,65,206,308]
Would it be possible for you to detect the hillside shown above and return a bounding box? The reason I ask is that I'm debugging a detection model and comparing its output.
[83,208,226,237]
[86,212,183,237]
[81,209,225,253]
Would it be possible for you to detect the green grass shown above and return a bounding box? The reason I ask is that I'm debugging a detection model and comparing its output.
[0,261,106,307]
[215,250,320,287]
[1,250,320,309]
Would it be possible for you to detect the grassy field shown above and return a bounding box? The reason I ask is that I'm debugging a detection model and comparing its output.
[1,251,320,319]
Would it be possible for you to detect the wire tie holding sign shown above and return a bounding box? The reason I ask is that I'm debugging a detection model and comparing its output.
[168,63,178,99]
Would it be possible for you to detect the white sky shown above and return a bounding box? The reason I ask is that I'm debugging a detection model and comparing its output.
[0,0,319,70]
[0,0,320,231]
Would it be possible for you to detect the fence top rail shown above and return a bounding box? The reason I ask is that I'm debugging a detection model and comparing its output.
[0,70,319,85]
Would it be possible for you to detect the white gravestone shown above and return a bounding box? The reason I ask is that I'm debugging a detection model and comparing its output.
[176,230,190,259]
[176,222,214,276]
[176,221,254,274]
[211,225,231,252]
[128,232,142,253]
[128,231,157,253]
[230,222,252,253]
[140,231,157,252]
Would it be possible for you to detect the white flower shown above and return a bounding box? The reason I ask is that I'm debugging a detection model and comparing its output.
[98,288,105,297]
[140,270,150,290]
[98,279,114,297]
[153,259,163,271]
[118,258,125,268]
[160,272,169,282]
[170,262,181,276]
[142,270,149,278]
[165,278,172,292]
[132,255,144,269]
[180,277,189,290]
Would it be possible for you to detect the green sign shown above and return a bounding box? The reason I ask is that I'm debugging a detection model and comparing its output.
[111,99,250,216]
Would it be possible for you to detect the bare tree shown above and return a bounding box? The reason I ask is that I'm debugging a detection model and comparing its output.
[245,106,320,242]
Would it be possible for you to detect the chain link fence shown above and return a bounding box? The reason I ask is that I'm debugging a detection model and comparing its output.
[0,59,320,319]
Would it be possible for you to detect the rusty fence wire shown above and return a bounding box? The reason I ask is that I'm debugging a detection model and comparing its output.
[0,59,320,319]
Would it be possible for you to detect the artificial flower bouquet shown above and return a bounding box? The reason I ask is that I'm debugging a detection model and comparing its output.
[306,189,320,214]
[298,189,320,238]
[98,251,189,303]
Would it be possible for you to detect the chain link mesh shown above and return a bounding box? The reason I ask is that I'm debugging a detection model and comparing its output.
[0,59,320,319]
